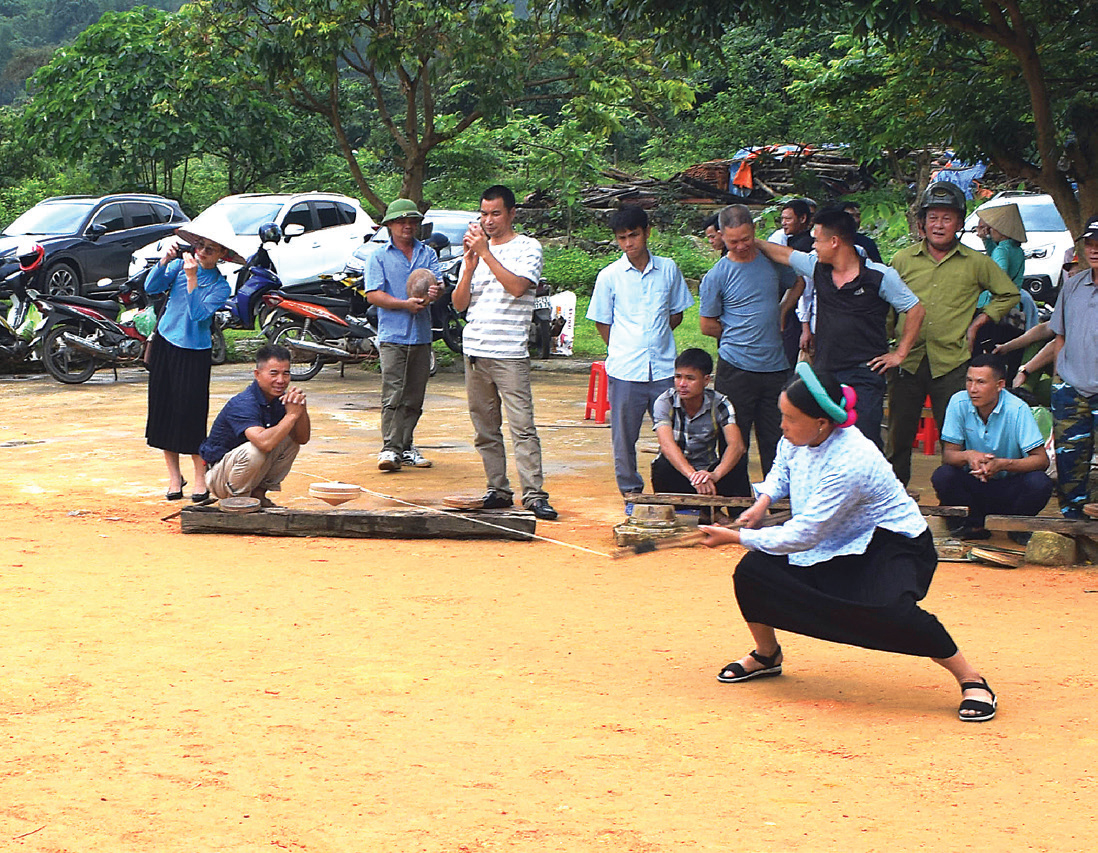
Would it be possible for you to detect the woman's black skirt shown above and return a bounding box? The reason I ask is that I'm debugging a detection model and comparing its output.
[733,528,958,659]
[145,336,212,455]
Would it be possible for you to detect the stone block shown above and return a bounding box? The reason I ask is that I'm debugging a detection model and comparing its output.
[1024,531,1078,566]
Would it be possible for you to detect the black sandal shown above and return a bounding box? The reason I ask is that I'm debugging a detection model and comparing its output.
[958,678,997,722]
[717,646,783,683]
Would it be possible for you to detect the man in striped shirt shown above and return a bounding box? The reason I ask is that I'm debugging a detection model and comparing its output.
[453,185,558,521]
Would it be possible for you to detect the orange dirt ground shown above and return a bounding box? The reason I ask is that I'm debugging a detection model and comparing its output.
[1,364,1096,852]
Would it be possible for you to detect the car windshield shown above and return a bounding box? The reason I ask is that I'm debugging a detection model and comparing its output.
[4,199,97,236]
[212,201,286,235]
[1018,203,1067,234]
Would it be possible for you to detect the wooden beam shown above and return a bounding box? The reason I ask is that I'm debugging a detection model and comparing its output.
[921,506,970,517]
[985,515,1098,536]
[624,492,966,517]
[624,493,790,509]
[180,505,536,540]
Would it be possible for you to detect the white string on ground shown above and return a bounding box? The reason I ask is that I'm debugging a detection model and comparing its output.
[296,468,612,558]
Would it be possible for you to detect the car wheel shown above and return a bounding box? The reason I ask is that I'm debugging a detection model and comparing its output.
[41,324,99,384]
[272,322,325,381]
[45,262,81,297]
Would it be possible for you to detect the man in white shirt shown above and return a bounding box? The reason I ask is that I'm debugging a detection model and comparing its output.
[453,185,557,520]
[587,206,694,495]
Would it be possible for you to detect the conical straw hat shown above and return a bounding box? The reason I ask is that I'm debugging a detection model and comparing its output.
[978,203,1027,243]
[176,210,248,264]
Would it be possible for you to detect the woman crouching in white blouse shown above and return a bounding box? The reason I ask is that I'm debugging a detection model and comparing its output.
[700,362,997,722]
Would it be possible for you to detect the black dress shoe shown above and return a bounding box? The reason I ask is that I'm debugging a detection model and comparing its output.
[481,489,514,509]
[528,498,558,520]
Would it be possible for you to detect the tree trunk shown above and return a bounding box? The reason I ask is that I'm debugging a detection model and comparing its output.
[399,148,429,210]
[328,112,386,218]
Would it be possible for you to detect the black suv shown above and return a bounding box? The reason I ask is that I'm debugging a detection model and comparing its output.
[0,194,188,296]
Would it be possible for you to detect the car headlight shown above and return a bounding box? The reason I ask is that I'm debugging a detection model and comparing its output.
[1025,244,1051,259]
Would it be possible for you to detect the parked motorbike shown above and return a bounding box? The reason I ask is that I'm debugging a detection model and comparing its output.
[0,243,46,371]
[33,268,158,384]
[204,222,291,365]
[529,279,567,359]
[260,278,394,381]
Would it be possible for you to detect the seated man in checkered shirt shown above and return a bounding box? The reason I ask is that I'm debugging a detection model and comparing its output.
[651,348,751,510]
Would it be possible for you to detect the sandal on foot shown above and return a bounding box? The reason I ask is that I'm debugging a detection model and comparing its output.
[717,646,783,683]
[958,678,997,722]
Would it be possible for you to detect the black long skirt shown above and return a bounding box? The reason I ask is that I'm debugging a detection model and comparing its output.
[733,528,958,659]
[145,336,212,455]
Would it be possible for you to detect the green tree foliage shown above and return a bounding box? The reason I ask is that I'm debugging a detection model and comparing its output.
[24,4,323,199]
[219,0,695,216]
[573,0,1098,235]
[0,0,184,104]
[640,24,840,170]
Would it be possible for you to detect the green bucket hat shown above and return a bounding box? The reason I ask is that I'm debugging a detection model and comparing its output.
[381,198,424,225]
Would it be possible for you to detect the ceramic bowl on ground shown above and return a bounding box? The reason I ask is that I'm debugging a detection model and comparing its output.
[309,482,362,506]
[219,496,261,514]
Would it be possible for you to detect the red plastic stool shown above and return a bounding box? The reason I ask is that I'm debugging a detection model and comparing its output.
[584,360,611,424]
[912,395,938,455]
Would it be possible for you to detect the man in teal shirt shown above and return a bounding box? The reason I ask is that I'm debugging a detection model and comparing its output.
[931,353,1051,539]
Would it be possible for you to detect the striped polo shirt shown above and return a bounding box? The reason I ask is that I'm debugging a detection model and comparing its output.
[462,234,543,358]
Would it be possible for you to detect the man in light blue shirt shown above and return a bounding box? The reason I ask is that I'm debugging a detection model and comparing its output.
[587,206,694,495]
[700,204,796,476]
[931,353,1052,539]
[365,198,442,471]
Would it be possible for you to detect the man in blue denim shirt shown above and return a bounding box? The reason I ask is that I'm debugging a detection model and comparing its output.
[366,199,442,471]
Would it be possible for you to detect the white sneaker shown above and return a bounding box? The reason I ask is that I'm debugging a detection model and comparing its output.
[401,446,432,468]
[377,450,401,471]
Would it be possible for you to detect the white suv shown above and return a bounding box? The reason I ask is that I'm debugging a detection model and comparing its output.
[129,192,377,286]
[960,192,1074,303]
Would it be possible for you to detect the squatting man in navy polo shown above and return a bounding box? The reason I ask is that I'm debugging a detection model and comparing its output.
[201,343,312,507]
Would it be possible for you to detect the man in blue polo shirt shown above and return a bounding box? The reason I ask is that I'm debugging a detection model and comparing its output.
[587,205,694,496]
[366,198,442,472]
[700,204,796,477]
[931,353,1052,539]
[202,343,312,507]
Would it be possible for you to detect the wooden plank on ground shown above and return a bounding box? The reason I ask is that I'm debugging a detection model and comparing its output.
[921,506,970,517]
[180,505,535,540]
[985,515,1098,536]
[624,493,791,510]
[624,492,967,517]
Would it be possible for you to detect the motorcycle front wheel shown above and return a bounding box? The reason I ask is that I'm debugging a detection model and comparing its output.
[529,317,551,360]
[41,324,99,384]
[439,311,463,354]
[272,323,325,381]
[210,322,227,366]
